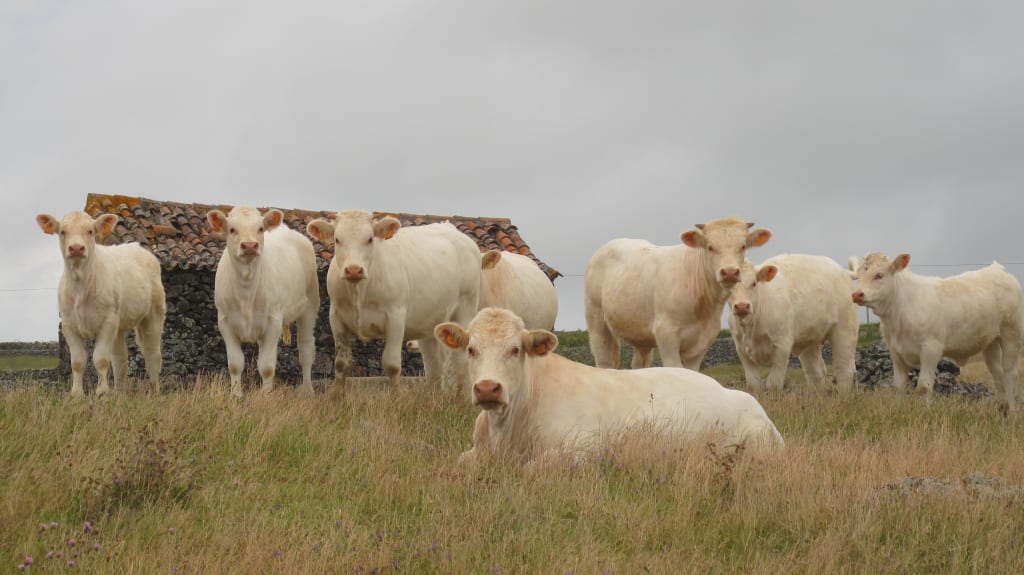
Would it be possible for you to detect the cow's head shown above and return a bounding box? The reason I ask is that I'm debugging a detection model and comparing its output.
[306,210,400,283]
[435,307,558,412]
[207,206,284,263]
[681,217,771,288]
[849,252,910,310]
[36,210,118,267]
[727,261,778,320]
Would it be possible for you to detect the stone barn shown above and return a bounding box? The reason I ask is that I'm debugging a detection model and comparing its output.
[57,194,560,389]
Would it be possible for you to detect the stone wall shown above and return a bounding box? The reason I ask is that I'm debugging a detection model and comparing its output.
[57,269,424,389]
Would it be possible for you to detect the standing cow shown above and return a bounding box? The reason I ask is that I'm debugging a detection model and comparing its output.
[585,217,771,370]
[850,252,1023,412]
[435,308,784,463]
[207,206,320,397]
[479,250,558,330]
[36,211,165,396]
[307,210,480,390]
[727,254,858,391]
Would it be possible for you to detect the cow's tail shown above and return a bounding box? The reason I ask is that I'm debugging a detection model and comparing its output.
[282,322,293,346]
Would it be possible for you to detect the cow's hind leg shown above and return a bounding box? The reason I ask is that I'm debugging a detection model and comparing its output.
[295,313,317,395]
[110,329,130,393]
[419,338,446,388]
[136,314,164,394]
[798,345,827,390]
[586,302,620,369]
[631,346,654,369]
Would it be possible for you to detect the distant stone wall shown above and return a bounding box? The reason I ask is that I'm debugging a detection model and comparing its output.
[57,269,424,390]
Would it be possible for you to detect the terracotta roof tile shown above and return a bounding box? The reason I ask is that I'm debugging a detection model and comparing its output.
[83,194,560,280]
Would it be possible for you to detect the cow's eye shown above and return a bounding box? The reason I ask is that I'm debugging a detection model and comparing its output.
[87,229,94,236]
[59,231,66,237]
[366,237,373,244]
[258,227,264,233]
[467,347,477,358]
[708,245,716,253]
[229,227,237,235]
[874,273,884,280]
[740,245,746,252]
[510,346,520,358]
[750,282,756,288]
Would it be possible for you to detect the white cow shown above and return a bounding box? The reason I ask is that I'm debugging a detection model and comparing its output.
[727,254,858,391]
[307,210,480,389]
[207,206,320,397]
[585,217,771,370]
[850,252,1023,412]
[435,307,784,463]
[36,211,165,396]
[479,249,558,330]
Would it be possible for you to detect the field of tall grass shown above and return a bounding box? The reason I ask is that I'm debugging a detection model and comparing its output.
[2,367,1023,574]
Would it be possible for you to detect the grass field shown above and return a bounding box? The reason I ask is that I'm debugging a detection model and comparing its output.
[2,370,1023,574]
[0,355,59,370]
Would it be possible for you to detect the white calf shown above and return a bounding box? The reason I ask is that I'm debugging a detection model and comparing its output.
[728,254,858,391]
[207,206,320,397]
[36,211,165,396]
[307,210,480,389]
[850,252,1023,412]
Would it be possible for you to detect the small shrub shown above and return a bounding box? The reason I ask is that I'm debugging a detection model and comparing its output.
[77,421,196,516]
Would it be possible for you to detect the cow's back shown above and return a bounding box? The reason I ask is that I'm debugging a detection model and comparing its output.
[379,223,480,337]
[101,243,164,330]
[261,226,319,322]
[934,263,1024,358]
[764,254,857,350]
[586,239,694,344]
[481,252,557,330]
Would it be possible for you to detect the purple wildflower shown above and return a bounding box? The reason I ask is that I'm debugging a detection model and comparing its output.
[67,538,76,547]
[39,523,48,532]
[83,521,94,533]
[17,564,25,571]
[67,559,76,566]
[24,556,33,564]
[92,543,101,551]
[50,522,59,528]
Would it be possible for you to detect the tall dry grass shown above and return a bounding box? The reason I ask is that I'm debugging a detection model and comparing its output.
[2,373,1023,574]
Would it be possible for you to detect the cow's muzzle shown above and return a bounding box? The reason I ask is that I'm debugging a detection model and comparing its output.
[732,301,751,317]
[344,265,366,282]
[852,290,865,304]
[473,379,504,409]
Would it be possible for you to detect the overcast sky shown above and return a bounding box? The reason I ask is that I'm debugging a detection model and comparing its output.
[3,0,1024,342]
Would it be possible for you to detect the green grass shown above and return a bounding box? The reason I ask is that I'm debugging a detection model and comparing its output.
[0,355,59,370]
[2,375,1023,573]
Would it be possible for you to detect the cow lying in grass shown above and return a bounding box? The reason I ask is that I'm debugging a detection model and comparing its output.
[435,307,784,463]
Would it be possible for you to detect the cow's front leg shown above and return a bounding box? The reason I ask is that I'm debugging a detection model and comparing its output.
[890,352,912,392]
[258,322,282,393]
[110,329,129,391]
[92,320,119,397]
[219,316,245,397]
[735,344,764,391]
[916,343,943,402]
[329,307,352,389]
[765,344,792,391]
[653,324,684,368]
[64,328,88,397]
[382,315,406,386]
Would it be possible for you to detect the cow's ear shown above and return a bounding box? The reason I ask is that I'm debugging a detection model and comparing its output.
[523,330,558,356]
[481,250,502,270]
[374,216,401,240]
[757,265,778,283]
[36,214,59,235]
[434,323,469,350]
[306,218,335,244]
[263,209,284,232]
[892,253,911,272]
[207,209,228,233]
[95,214,119,238]
[746,227,772,248]
[681,229,705,248]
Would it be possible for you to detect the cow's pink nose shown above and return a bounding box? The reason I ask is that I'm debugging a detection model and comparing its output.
[852,290,865,304]
[67,244,86,257]
[733,302,751,316]
[473,380,503,404]
[344,265,365,281]
[240,241,260,255]
[720,267,740,283]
